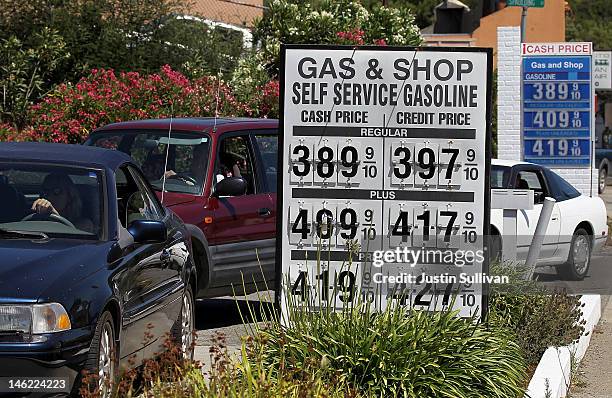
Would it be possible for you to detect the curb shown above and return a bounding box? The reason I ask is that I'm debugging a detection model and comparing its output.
[525,294,601,398]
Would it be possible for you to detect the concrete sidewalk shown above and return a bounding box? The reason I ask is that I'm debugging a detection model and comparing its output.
[601,188,612,218]
[568,296,612,398]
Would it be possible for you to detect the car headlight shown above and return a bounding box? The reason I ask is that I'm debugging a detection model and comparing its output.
[0,303,71,334]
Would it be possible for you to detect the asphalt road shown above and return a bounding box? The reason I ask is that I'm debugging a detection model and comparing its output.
[535,246,612,295]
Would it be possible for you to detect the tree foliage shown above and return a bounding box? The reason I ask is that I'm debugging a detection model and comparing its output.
[359,0,478,29]
[566,0,612,50]
[0,0,249,125]
[253,0,422,77]
[0,28,69,128]
[0,0,244,81]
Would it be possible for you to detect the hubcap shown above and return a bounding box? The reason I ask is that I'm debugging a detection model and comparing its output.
[573,235,590,275]
[181,293,194,358]
[98,323,114,397]
[600,169,607,192]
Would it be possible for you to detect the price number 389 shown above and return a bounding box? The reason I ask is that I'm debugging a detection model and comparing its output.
[290,139,378,186]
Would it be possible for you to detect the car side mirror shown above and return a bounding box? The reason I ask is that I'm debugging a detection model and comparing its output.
[213,177,247,197]
[128,220,167,243]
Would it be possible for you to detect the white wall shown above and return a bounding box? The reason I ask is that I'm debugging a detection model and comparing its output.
[496,26,598,196]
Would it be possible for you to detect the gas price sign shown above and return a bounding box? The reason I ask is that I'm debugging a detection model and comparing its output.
[276,45,492,320]
[521,42,594,166]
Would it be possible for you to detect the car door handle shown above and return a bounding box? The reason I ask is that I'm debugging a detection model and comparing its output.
[258,207,272,217]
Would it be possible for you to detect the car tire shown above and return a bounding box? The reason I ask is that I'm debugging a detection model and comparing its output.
[171,284,195,360]
[489,233,502,264]
[558,228,592,281]
[599,167,608,194]
[82,311,117,398]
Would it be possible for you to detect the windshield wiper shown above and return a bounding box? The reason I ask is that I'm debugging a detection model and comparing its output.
[0,228,48,240]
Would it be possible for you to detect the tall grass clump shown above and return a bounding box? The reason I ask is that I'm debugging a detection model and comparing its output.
[247,283,527,398]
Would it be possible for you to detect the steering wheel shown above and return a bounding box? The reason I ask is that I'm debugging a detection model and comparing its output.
[21,212,76,228]
[167,173,197,186]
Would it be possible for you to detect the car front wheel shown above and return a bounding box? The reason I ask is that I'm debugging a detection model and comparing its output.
[172,284,195,360]
[558,228,591,280]
[599,167,608,194]
[83,311,117,398]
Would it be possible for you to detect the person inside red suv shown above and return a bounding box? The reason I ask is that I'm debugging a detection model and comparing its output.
[140,141,210,189]
[215,152,243,182]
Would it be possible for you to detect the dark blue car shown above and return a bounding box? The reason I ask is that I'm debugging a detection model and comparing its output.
[0,143,196,397]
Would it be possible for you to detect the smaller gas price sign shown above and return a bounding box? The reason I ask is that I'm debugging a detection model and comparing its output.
[521,42,594,166]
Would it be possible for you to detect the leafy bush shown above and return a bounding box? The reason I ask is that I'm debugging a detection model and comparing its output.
[87,300,525,398]
[250,0,422,77]
[0,0,244,81]
[250,294,527,397]
[9,66,278,144]
[488,263,586,366]
[0,28,69,128]
[79,331,359,398]
[0,123,18,140]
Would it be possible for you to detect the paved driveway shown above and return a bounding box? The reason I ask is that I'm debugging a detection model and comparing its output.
[193,292,274,367]
[601,187,612,217]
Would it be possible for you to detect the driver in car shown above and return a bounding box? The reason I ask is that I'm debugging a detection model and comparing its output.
[31,173,94,232]
[141,144,208,187]
[141,154,177,181]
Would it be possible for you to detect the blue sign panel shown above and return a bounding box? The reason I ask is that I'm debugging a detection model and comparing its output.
[521,55,592,166]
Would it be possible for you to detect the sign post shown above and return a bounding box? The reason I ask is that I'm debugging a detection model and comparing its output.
[277,45,493,321]
[506,0,545,42]
[521,43,594,176]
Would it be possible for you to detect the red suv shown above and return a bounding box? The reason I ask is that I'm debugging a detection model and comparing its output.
[85,118,278,298]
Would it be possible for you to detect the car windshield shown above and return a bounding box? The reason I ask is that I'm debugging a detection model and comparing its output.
[0,163,103,239]
[88,131,210,195]
[491,165,511,188]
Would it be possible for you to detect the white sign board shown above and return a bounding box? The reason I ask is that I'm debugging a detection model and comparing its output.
[594,51,612,90]
[276,45,492,320]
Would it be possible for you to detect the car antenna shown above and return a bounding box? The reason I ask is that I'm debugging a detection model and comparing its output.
[161,109,173,204]
[213,68,221,133]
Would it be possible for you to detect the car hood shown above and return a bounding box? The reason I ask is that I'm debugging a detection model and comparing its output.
[0,238,111,303]
[155,191,196,207]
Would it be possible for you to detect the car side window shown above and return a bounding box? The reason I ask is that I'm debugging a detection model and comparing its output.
[215,135,257,195]
[116,166,163,228]
[515,170,547,203]
[547,170,581,201]
[255,135,278,192]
